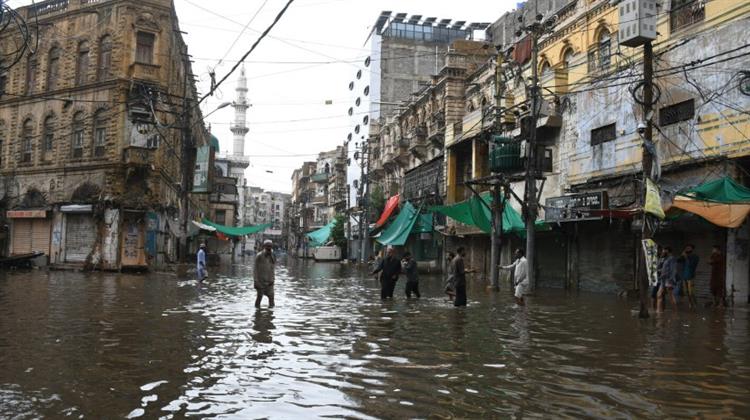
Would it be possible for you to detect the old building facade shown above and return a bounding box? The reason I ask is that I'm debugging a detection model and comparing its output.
[0,0,209,269]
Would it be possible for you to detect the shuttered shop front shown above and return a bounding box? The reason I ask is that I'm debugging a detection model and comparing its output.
[65,213,96,263]
[8,211,51,256]
[576,221,635,294]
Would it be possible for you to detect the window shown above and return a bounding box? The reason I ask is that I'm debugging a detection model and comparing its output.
[591,123,617,146]
[98,35,112,80]
[659,99,695,126]
[135,32,155,64]
[21,119,33,164]
[25,57,37,95]
[47,47,60,91]
[93,110,106,157]
[598,29,611,70]
[670,0,705,32]
[540,60,552,77]
[146,134,159,149]
[0,121,5,168]
[562,48,574,69]
[42,115,54,158]
[215,210,226,225]
[76,40,90,86]
[72,112,84,158]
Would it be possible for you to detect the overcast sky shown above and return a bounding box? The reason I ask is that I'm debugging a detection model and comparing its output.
[9,0,516,193]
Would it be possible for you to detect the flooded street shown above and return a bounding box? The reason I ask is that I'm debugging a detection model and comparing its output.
[1,259,749,419]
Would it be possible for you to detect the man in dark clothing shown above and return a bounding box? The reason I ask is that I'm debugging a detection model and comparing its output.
[452,247,473,307]
[676,244,699,309]
[710,245,726,307]
[402,252,420,299]
[371,247,401,300]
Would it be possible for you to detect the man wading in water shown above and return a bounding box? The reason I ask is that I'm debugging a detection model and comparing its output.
[254,239,276,308]
[371,247,401,300]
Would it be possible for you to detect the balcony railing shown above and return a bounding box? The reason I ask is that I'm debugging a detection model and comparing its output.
[310,172,329,183]
[122,146,155,166]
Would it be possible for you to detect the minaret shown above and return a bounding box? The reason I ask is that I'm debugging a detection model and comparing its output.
[231,66,250,156]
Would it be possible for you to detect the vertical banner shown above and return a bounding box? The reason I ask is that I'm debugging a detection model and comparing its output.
[641,239,659,287]
[193,145,210,193]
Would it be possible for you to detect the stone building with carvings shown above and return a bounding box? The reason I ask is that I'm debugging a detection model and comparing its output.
[0,0,209,269]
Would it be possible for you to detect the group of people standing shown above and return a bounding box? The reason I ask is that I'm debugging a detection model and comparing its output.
[652,244,726,311]
[372,246,530,308]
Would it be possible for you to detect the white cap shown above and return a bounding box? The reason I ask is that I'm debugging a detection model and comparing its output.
[263,239,273,246]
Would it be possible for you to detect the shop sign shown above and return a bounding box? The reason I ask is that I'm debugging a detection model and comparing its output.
[6,210,47,219]
[545,191,608,222]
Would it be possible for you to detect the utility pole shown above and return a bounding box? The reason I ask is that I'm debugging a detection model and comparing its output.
[346,183,352,259]
[489,52,506,291]
[359,141,371,264]
[180,54,192,262]
[637,41,655,319]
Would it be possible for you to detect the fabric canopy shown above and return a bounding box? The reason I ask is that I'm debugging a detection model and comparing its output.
[430,192,543,236]
[677,177,750,204]
[375,194,400,227]
[671,177,750,228]
[377,202,421,246]
[201,219,271,237]
[192,220,217,232]
[671,197,750,228]
[307,219,336,247]
[413,213,434,234]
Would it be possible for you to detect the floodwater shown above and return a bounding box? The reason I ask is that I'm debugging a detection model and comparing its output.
[0,259,748,419]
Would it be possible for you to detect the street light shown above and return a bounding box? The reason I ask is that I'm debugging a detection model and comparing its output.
[203,101,232,119]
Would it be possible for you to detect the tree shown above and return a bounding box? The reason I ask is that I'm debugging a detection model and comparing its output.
[330,214,347,257]
[370,184,385,222]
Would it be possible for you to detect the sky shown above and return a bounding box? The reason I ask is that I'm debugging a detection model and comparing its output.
[8,0,517,193]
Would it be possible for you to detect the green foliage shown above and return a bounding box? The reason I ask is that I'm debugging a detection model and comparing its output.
[370,184,386,220]
[330,214,347,252]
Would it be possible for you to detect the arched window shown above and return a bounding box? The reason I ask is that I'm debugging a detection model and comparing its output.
[598,28,611,69]
[0,120,5,168]
[21,118,33,164]
[25,55,37,95]
[93,109,106,157]
[98,35,112,80]
[42,115,55,159]
[540,60,552,77]
[47,46,60,91]
[76,40,90,86]
[71,112,85,159]
[562,48,574,69]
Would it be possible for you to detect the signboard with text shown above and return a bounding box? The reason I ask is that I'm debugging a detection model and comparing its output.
[545,191,608,223]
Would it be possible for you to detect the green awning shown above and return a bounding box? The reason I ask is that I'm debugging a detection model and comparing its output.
[201,219,271,237]
[377,202,422,246]
[677,177,750,204]
[413,213,434,234]
[430,192,544,236]
[307,219,336,247]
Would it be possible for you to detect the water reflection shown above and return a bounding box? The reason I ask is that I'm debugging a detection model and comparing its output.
[0,261,748,418]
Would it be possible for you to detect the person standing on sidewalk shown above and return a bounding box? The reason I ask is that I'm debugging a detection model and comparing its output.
[197,243,208,282]
[254,239,276,308]
[371,247,401,300]
[402,252,420,299]
[502,249,528,306]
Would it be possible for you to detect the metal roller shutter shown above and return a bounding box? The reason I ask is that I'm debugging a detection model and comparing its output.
[31,219,51,255]
[11,219,33,255]
[65,214,96,262]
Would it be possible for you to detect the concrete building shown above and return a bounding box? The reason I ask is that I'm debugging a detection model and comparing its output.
[243,187,290,252]
[0,0,209,270]
[289,162,316,256]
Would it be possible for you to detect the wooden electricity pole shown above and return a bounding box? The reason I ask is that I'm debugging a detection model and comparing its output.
[637,41,655,319]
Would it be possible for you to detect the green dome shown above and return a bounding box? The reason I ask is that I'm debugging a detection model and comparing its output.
[210,134,220,151]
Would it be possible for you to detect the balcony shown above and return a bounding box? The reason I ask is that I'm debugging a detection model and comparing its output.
[383,147,396,170]
[428,116,446,147]
[409,125,428,159]
[122,146,155,166]
[311,194,328,205]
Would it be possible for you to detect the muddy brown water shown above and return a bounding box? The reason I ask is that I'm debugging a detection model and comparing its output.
[0,259,748,418]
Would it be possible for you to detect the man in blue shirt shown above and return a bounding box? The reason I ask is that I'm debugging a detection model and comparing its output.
[197,243,207,282]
